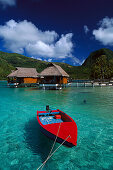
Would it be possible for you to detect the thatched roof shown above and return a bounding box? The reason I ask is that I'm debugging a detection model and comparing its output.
[7,67,39,78]
[40,63,69,77]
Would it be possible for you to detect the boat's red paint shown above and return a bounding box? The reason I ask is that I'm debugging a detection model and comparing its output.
[37,109,77,147]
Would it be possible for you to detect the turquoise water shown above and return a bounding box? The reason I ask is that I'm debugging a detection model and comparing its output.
[0,81,113,170]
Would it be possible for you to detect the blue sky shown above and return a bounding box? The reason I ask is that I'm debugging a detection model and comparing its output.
[0,0,113,66]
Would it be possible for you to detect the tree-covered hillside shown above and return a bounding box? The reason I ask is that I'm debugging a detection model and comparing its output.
[83,48,113,67]
[0,51,82,80]
[82,48,113,79]
[0,48,113,80]
[0,51,49,80]
[0,57,14,80]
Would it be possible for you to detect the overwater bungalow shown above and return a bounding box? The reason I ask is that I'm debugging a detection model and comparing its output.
[39,63,69,89]
[7,67,39,87]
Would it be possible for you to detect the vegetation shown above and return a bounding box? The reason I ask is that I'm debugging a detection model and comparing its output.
[91,55,112,79]
[0,48,113,80]
[83,48,113,80]
[0,57,14,80]
[0,51,48,80]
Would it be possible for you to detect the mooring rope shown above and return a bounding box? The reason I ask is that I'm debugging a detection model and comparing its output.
[41,123,61,170]
[37,135,70,170]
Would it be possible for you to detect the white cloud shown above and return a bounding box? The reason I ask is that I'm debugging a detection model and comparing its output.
[80,59,85,65]
[93,17,113,46]
[70,55,83,65]
[84,25,89,34]
[26,33,73,59]
[36,58,42,61]
[0,0,16,7]
[48,58,52,62]
[44,59,47,62]
[0,19,74,60]
[26,41,54,57]
[54,34,73,58]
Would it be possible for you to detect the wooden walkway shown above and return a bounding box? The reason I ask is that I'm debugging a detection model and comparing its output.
[68,81,113,87]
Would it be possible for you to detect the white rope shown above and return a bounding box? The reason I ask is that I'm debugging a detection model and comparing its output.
[41,123,61,170]
[37,135,70,170]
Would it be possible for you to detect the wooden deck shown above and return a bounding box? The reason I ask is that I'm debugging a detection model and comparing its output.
[67,81,113,87]
[38,83,66,90]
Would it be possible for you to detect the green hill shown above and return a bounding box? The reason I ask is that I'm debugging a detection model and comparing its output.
[0,51,48,71]
[0,48,113,80]
[0,51,49,80]
[0,51,82,80]
[83,48,113,67]
[0,57,14,80]
[82,48,113,79]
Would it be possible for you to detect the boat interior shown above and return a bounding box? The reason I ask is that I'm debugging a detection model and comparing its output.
[38,111,72,125]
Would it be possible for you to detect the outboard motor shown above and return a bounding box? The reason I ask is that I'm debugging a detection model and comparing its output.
[46,105,49,112]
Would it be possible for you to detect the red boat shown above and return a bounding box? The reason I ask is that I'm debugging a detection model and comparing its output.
[37,107,77,147]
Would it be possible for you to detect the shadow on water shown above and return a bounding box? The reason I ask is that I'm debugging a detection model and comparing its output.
[24,118,55,161]
[25,88,40,91]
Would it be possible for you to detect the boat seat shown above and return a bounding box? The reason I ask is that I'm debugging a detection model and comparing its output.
[39,115,63,125]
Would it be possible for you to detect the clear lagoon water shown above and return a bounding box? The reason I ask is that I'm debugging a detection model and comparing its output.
[0,81,113,170]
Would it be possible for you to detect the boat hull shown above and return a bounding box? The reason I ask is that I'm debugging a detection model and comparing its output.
[39,122,74,147]
[37,109,77,147]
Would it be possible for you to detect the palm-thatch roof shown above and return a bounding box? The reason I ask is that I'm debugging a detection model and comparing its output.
[39,63,69,77]
[7,67,39,78]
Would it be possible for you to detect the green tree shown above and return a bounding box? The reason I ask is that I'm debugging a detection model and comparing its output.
[91,55,112,79]
[108,59,113,77]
